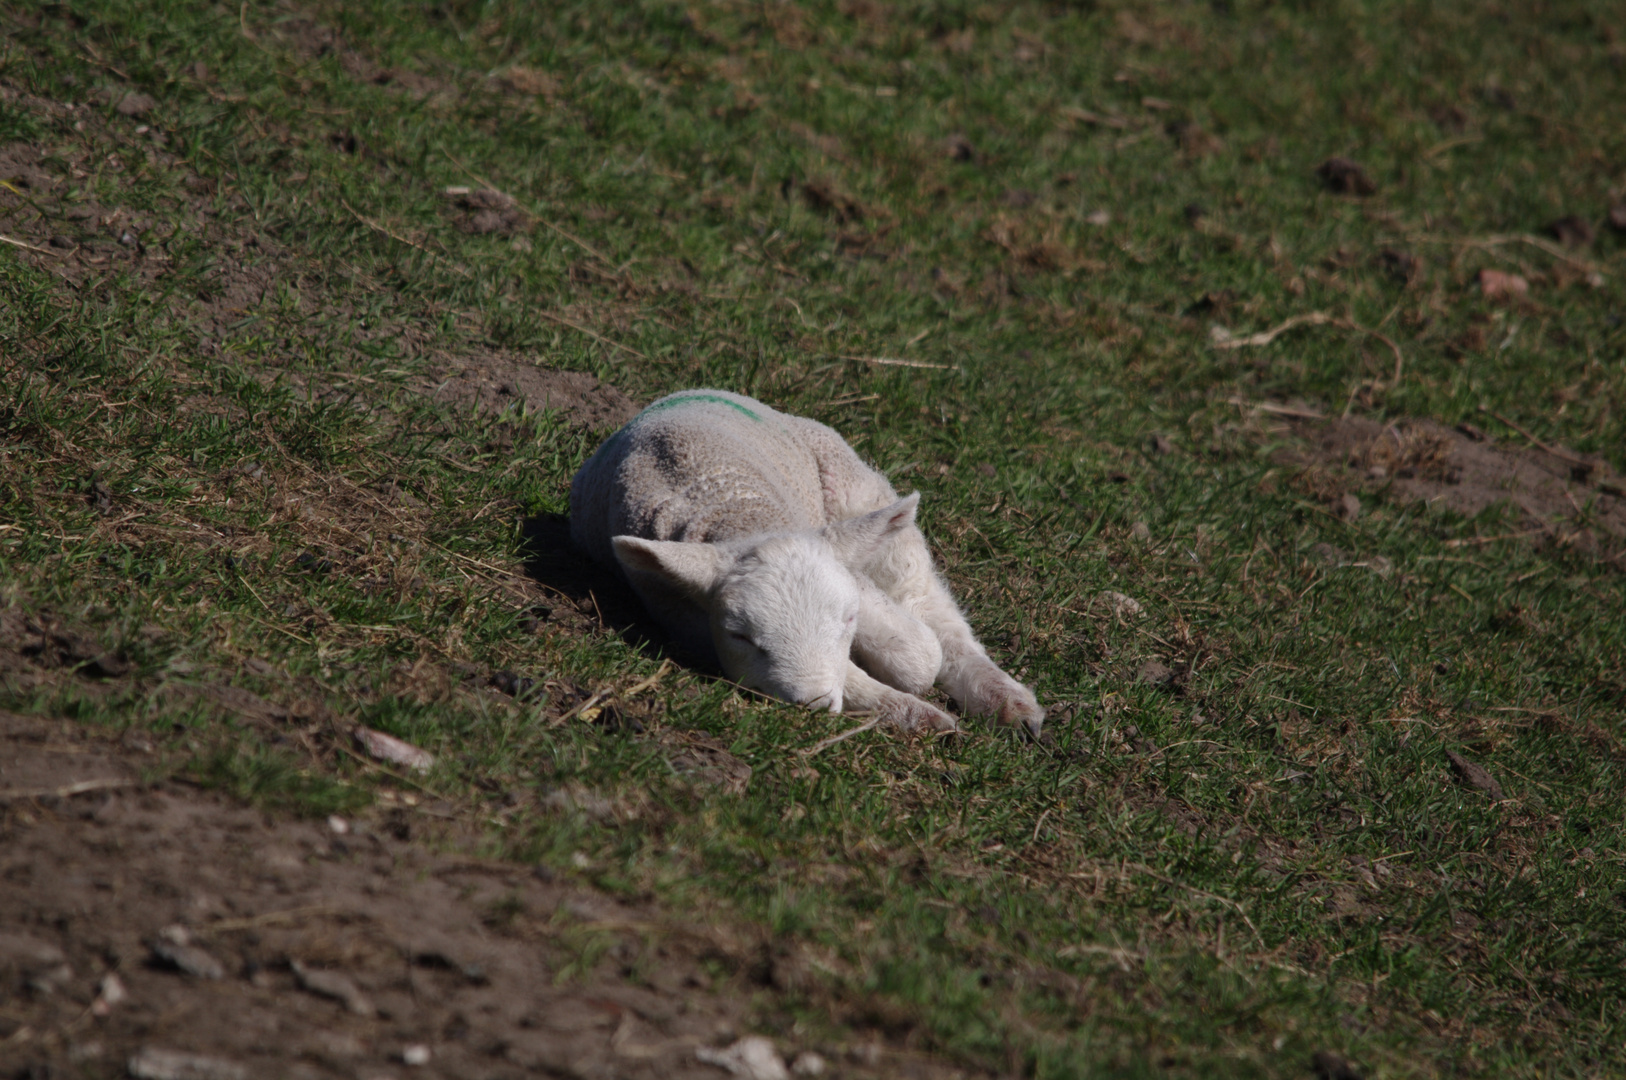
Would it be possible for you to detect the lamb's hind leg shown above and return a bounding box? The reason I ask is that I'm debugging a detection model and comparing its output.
[866,528,1044,736]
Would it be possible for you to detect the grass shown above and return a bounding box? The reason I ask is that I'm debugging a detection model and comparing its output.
[2,0,1625,1075]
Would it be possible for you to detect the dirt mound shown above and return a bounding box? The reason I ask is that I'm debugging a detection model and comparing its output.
[0,710,852,1080]
[426,352,640,430]
[1287,415,1626,555]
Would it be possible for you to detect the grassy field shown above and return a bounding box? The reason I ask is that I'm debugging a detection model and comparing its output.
[3,0,1625,1075]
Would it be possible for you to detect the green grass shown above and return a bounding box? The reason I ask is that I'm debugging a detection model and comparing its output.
[3,0,1625,1075]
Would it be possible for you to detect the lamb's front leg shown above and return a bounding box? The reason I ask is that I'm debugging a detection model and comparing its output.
[866,528,1044,736]
[927,602,1044,737]
[841,662,958,734]
[852,577,942,695]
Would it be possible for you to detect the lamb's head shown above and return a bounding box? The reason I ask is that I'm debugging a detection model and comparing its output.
[611,494,920,711]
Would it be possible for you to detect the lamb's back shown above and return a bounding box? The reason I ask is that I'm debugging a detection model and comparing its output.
[570,390,838,567]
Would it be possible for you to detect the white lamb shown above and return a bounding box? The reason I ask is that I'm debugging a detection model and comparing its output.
[569,389,1043,736]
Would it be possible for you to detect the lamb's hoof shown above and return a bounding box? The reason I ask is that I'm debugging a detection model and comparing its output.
[1001,700,1045,741]
[887,697,958,735]
[979,686,1043,738]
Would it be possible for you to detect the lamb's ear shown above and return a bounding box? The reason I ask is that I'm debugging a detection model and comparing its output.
[611,537,725,600]
[822,492,920,569]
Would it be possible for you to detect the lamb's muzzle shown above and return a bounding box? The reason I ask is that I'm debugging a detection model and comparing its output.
[570,389,1043,735]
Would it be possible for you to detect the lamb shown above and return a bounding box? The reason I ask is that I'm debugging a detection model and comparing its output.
[569,389,1043,736]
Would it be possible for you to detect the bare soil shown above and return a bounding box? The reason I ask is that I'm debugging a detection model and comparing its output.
[425,352,639,432]
[1285,415,1626,559]
[0,708,761,1080]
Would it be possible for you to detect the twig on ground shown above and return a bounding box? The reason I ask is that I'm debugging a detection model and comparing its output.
[1210,312,1337,348]
[551,689,611,727]
[339,198,471,277]
[0,234,61,257]
[1421,134,1483,160]
[621,659,674,698]
[1212,312,1406,386]
[1444,529,1549,548]
[201,905,341,935]
[1476,405,1592,467]
[0,778,136,801]
[536,310,648,360]
[802,715,881,756]
[1125,861,1266,949]
[1226,397,1325,421]
[1412,231,1602,273]
[835,354,959,371]
[80,40,133,80]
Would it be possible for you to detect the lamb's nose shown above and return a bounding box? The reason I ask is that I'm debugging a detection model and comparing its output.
[803,689,843,713]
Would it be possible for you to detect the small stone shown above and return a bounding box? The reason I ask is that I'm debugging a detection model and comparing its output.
[353,726,435,773]
[291,960,375,1017]
[150,939,225,981]
[128,1047,247,1080]
[115,92,158,117]
[1085,208,1112,226]
[848,1042,882,1066]
[1478,268,1529,302]
[401,1044,431,1066]
[1337,493,1362,521]
[91,972,127,1016]
[1129,520,1151,543]
[696,1036,791,1080]
[327,815,349,835]
[790,1051,827,1077]
[1099,591,1142,618]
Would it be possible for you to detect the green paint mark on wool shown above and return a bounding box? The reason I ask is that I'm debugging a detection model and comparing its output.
[639,393,763,423]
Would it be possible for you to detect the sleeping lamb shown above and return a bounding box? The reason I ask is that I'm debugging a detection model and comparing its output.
[569,389,1043,736]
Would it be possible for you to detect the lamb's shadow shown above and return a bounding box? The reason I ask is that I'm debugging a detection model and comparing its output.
[518,514,716,672]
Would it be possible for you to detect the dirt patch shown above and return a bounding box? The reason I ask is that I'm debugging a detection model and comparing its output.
[0,711,744,1079]
[0,708,979,1080]
[1285,416,1626,557]
[440,187,531,237]
[425,351,639,430]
